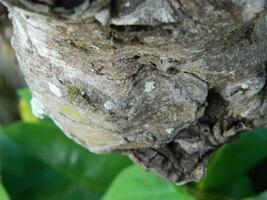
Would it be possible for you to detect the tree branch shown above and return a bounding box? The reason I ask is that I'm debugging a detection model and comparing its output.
[1,0,267,184]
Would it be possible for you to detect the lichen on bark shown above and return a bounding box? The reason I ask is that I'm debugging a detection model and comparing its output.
[1,0,267,184]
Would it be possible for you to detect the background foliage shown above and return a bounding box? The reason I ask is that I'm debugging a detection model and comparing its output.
[1,89,267,200]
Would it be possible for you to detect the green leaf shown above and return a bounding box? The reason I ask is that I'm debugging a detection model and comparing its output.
[199,128,267,198]
[0,122,132,200]
[17,88,38,123]
[17,88,32,103]
[200,176,254,199]
[103,165,196,200]
[0,183,10,200]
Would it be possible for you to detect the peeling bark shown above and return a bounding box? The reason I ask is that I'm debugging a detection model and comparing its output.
[1,0,267,184]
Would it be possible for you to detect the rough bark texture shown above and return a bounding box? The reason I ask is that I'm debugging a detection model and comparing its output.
[1,0,267,184]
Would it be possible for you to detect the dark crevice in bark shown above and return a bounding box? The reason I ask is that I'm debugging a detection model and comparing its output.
[30,0,85,8]
[127,88,254,183]
[199,89,228,126]
[108,24,173,45]
[207,0,241,17]
[244,23,256,44]
[262,62,267,97]
[166,67,178,75]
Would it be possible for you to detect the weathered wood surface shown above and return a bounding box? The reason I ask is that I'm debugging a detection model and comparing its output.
[1,0,267,184]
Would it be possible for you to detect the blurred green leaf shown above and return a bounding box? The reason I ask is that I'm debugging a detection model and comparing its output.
[17,88,32,103]
[199,128,267,198]
[250,191,267,200]
[0,183,10,200]
[199,176,255,199]
[103,165,196,200]
[17,88,38,123]
[0,127,95,200]
[0,122,132,200]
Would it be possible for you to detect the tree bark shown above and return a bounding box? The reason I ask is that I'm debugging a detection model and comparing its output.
[1,0,267,184]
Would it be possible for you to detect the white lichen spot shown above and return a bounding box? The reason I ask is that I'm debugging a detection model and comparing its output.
[48,82,62,98]
[91,45,101,52]
[144,81,155,93]
[241,83,249,90]
[125,1,131,7]
[104,100,114,110]
[165,128,174,135]
[31,97,46,119]
[241,110,250,118]
[144,124,150,128]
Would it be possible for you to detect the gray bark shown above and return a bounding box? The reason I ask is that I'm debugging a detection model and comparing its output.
[1,0,267,184]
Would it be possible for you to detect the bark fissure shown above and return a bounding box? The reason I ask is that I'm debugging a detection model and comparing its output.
[127,88,254,183]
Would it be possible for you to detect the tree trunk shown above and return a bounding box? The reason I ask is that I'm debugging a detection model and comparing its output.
[1,0,267,184]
